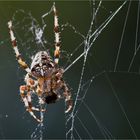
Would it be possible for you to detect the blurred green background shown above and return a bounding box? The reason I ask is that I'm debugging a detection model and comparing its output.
[0,1,140,139]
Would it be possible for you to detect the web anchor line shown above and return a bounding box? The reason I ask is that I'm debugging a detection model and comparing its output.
[65,1,127,139]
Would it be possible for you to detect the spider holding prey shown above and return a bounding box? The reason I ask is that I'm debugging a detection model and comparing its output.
[8,4,72,123]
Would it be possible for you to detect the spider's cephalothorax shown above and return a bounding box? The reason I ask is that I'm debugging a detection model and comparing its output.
[31,51,55,78]
[8,3,72,123]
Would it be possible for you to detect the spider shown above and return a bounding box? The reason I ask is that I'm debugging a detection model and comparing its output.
[8,4,72,123]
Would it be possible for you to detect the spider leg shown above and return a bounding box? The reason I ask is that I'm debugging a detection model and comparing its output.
[53,3,61,64]
[20,86,43,122]
[20,76,46,123]
[63,83,72,113]
[24,75,46,111]
[8,21,30,73]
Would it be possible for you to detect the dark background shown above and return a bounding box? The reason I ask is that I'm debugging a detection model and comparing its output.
[0,0,140,139]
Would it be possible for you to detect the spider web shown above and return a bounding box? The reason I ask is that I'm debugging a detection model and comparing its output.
[0,0,140,139]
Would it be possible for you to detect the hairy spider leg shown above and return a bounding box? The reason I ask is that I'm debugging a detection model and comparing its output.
[53,3,61,64]
[20,86,42,123]
[8,21,30,73]
[63,83,72,113]
[20,76,46,123]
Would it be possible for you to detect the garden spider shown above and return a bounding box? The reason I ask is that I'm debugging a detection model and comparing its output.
[8,4,72,123]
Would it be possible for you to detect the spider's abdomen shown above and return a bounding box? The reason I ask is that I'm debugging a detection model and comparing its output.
[31,51,55,78]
